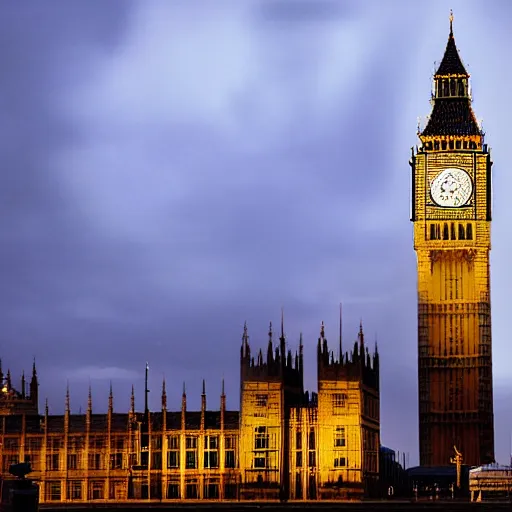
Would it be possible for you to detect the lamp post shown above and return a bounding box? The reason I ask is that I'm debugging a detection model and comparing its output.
[450,445,463,491]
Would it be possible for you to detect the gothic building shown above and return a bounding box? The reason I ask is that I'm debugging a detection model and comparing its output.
[0,315,380,504]
[411,14,495,466]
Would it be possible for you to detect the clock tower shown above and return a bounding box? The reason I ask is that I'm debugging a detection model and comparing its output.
[410,15,495,467]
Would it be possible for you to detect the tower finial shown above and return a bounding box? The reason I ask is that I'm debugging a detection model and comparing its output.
[161,376,167,411]
[281,308,284,340]
[65,381,70,413]
[88,385,92,414]
[320,320,325,339]
[449,9,454,35]
[108,381,114,413]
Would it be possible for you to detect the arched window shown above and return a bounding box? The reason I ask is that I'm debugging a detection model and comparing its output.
[466,224,473,240]
[443,224,449,240]
[450,223,456,240]
[430,224,437,240]
[458,224,465,240]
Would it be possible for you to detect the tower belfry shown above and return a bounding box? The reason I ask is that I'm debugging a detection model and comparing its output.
[411,13,494,466]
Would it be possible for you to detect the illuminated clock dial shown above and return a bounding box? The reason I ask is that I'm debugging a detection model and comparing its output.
[430,168,473,207]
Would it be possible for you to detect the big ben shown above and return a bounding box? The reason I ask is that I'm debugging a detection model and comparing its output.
[411,14,495,467]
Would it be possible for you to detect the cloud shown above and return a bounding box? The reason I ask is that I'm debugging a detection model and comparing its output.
[2,0,512,467]
[68,366,140,382]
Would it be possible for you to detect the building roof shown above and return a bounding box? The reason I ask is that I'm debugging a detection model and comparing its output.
[435,27,469,77]
[470,463,512,474]
[422,98,481,137]
[420,20,481,139]
[3,410,240,435]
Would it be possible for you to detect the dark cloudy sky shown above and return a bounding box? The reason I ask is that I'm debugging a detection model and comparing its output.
[2,0,512,466]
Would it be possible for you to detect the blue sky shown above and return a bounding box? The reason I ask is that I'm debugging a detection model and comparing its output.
[1,0,512,466]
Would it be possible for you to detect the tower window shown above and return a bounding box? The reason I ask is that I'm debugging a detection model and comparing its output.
[434,140,440,151]
[332,393,347,415]
[334,427,346,448]
[449,140,454,150]
[456,140,461,149]
[441,140,447,150]
[458,224,465,240]
[458,79,465,96]
[450,223,456,240]
[466,223,473,240]
[443,224,449,240]
[430,224,437,240]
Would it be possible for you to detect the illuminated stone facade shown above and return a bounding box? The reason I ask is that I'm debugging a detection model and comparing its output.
[0,317,379,503]
[411,18,494,467]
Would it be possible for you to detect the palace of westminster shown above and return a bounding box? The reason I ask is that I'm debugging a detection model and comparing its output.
[0,17,497,503]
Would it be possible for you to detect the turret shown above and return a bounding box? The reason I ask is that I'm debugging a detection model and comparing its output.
[144,362,149,417]
[21,371,26,399]
[30,359,38,410]
[200,379,206,431]
[161,378,167,432]
[64,383,70,432]
[65,383,70,414]
[240,315,303,389]
[129,385,135,418]
[108,382,114,414]
[161,378,167,412]
[267,322,274,365]
[317,313,379,390]
[181,382,186,431]
[220,378,226,430]
[86,385,92,430]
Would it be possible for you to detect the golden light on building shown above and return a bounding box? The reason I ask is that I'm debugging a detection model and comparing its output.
[0,312,380,504]
[411,13,494,467]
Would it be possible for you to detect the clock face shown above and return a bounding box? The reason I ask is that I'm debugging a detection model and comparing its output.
[430,168,473,207]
